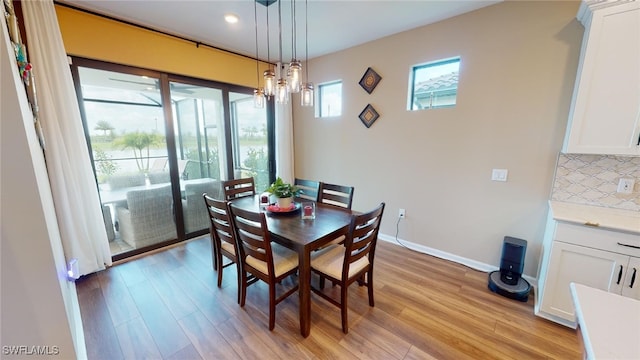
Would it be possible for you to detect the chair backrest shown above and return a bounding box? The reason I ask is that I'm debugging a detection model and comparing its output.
[318,182,354,209]
[203,194,236,256]
[108,173,146,189]
[185,179,222,203]
[227,205,275,278]
[342,202,386,277]
[151,158,168,171]
[294,178,320,201]
[147,171,170,184]
[125,184,173,216]
[222,177,256,201]
[178,159,190,179]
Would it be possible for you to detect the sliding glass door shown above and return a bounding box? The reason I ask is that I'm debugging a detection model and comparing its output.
[170,81,226,235]
[71,57,274,260]
[229,91,271,192]
[75,65,176,257]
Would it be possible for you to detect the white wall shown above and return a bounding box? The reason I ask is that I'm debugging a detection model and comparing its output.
[1,15,82,359]
[293,0,583,277]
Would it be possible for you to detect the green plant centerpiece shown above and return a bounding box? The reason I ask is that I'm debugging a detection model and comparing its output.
[266,177,301,209]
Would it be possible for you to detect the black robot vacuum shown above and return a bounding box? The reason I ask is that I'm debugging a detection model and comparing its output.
[488,236,531,302]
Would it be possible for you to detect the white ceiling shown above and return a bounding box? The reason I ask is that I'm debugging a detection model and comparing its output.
[57,0,501,62]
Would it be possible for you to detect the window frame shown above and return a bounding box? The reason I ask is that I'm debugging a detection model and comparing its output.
[69,56,276,261]
[317,80,343,118]
[408,57,461,111]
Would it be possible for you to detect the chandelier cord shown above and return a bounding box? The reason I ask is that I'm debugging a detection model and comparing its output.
[254,0,259,87]
[266,2,270,67]
[304,0,308,81]
[292,0,297,60]
[278,0,283,69]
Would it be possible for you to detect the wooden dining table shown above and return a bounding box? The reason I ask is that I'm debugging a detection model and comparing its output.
[229,195,354,337]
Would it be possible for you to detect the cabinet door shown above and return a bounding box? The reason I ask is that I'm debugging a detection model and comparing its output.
[564,2,640,155]
[621,257,640,300]
[539,241,629,322]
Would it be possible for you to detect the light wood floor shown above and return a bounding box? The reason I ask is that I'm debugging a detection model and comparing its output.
[76,236,582,359]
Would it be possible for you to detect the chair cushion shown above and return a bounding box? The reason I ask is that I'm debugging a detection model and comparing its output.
[311,244,369,280]
[221,241,235,255]
[245,243,298,277]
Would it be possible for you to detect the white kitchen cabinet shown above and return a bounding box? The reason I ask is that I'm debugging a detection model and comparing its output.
[537,221,640,328]
[562,1,640,155]
[539,241,630,326]
[621,256,640,300]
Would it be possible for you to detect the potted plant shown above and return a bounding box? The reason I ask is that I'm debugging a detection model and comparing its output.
[266,177,301,208]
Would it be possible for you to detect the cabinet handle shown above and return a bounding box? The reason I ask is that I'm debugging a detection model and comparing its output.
[617,242,640,250]
[631,268,637,288]
[637,133,640,146]
[617,265,623,285]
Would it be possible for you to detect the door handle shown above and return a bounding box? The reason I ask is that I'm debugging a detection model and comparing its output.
[617,242,640,250]
[617,265,623,285]
[631,268,637,288]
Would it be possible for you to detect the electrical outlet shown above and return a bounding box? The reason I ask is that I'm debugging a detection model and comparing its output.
[398,208,406,219]
[617,178,635,194]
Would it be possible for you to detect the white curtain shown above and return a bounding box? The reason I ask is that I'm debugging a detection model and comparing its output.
[22,0,112,275]
[275,102,295,183]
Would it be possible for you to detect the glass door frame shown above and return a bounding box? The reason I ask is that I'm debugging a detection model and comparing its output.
[70,56,276,261]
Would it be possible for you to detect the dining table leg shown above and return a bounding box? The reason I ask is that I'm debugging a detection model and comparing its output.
[298,247,311,337]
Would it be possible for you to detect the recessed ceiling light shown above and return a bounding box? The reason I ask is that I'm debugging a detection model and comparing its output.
[224,13,239,24]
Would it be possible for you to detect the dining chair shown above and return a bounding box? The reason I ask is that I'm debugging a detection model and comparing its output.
[294,178,320,201]
[317,182,354,210]
[310,202,385,334]
[227,204,299,331]
[317,182,355,247]
[222,177,256,201]
[203,194,241,303]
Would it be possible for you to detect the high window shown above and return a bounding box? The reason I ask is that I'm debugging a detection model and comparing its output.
[318,81,342,117]
[409,57,461,110]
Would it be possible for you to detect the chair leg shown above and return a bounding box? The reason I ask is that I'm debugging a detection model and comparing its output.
[216,254,223,288]
[240,271,248,307]
[268,283,276,331]
[341,283,349,334]
[368,271,374,307]
[235,263,242,305]
[211,243,218,270]
[319,276,326,289]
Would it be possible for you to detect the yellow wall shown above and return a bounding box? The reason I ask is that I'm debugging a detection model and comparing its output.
[55,5,267,88]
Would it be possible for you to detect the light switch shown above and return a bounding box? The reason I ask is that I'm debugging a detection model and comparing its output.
[492,169,508,182]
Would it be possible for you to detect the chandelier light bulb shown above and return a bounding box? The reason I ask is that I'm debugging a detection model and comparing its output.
[301,83,314,107]
[288,60,302,93]
[276,78,289,104]
[254,88,265,108]
[263,69,275,97]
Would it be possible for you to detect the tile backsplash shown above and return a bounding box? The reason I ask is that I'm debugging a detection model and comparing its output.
[551,154,640,212]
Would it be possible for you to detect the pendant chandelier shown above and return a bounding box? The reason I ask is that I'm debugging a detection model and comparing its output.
[274,0,288,104]
[287,0,301,94]
[256,0,312,107]
[300,0,313,107]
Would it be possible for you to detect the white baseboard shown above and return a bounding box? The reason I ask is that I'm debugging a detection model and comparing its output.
[378,233,538,287]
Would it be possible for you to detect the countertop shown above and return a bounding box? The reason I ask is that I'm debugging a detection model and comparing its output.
[549,201,640,234]
[570,283,640,360]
